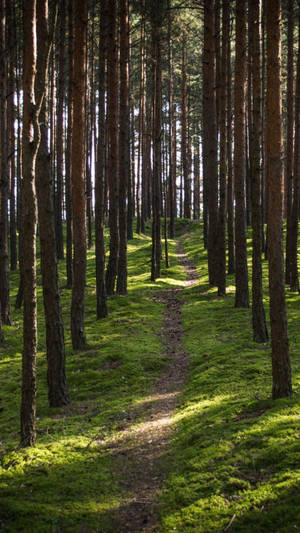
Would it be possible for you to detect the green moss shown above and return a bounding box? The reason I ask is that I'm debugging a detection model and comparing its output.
[159,225,300,533]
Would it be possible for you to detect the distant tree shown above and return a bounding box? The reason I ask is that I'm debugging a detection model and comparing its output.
[266,0,292,399]
[71,0,87,349]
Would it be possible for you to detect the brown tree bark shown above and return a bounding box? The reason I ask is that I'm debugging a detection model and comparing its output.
[36,0,69,407]
[65,0,73,289]
[0,0,11,325]
[289,5,300,293]
[21,0,38,447]
[234,0,249,308]
[151,1,163,282]
[95,0,108,319]
[182,32,190,220]
[105,0,119,295]
[250,0,268,342]
[55,0,65,260]
[285,0,294,285]
[71,0,87,350]
[216,0,228,297]
[136,7,145,236]
[193,135,200,221]
[168,0,176,237]
[203,0,218,285]
[227,18,235,275]
[7,0,17,272]
[266,0,292,399]
[117,0,130,295]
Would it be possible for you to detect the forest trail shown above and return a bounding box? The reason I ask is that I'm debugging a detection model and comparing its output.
[103,242,198,532]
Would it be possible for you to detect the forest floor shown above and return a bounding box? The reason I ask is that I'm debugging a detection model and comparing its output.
[107,243,198,532]
[1,220,300,532]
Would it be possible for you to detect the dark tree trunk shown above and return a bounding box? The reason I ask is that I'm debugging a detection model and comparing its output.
[203,0,218,284]
[71,0,87,350]
[65,0,73,289]
[289,6,300,293]
[0,0,11,325]
[95,0,108,319]
[227,19,235,275]
[36,0,69,407]
[21,0,38,447]
[217,0,228,297]
[250,0,268,342]
[7,0,17,272]
[55,0,65,261]
[182,33,190,220]
[117,0,130,295]
[168,0,175,238]
[105,0,119,295]
[266,0,292,399]
[193,135,200,221]
[150,1,163,282]
[234,0,249,308]
[285,0,294,285]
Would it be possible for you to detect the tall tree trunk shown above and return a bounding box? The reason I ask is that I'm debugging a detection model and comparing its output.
[21,0,38,447]
[65,0,74,289]
[168,0,175,238]
[0,0,11,325]
[234,0,249,308]
[105,0,119,295]
[36,0,69,407]
[136,8,145,236]
[250,0,268,342]
[95,0,108,319]
[217,0,228,297]
[285,0,295,285]
[289,6,300,293]
[151,1,163,282]
[7,0,17,272]
[117,0,130,294]
[266,0,292,399]
[227,19,235,275]
[71,0,87,350]
[203,0,218,284]
[182,32,190,220]
[55,0,65,260]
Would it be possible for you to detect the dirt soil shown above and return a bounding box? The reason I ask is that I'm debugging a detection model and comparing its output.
[100,243,198,532]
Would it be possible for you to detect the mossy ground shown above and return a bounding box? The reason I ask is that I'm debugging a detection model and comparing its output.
[0,220,300,532]
[159,223,300,532]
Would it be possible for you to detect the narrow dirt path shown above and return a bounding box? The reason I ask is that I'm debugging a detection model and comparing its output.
[103,242,198,532]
